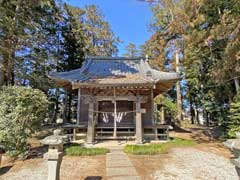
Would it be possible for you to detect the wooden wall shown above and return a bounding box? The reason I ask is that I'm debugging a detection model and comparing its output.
[78,88,153,127]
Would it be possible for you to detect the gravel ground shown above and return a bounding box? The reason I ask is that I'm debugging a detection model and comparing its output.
[0,160,47,180]
[151,148,238,180]
[0,155,106,180]
[1,147,238,180]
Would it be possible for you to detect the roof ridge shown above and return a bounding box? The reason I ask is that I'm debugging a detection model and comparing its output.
[86,56,144,61]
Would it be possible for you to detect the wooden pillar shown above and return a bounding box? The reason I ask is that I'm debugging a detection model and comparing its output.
[77,88,81,124]
[87,101,95,144]
[150,88,154,124]
[155,126,158,140]
[161,106,165,124]
[113,88,117,138]
[136,97,143,144]
[95,101,99,125]
[176,51,183,122]
[73,127,76,141]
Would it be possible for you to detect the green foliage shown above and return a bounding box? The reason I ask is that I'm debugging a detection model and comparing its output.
[228,93,240,138]
[124,138,196,155]
[65,145,109,156]
[145,0,240,127]
[0,0,59,87]
[83,5,121,56]
[59,4,86,71]
[0,86,49,157]
[124,43,139,57]
[155,95,178,118]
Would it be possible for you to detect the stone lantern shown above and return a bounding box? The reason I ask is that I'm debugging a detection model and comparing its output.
[224,132,240,177]
[41,129,66,180]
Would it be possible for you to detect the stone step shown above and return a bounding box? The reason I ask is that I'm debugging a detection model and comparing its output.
[106,159,133,168]
[107,167,138,177]
[106,148,141,180]
[107,155,129,161]
[108,176,141,180]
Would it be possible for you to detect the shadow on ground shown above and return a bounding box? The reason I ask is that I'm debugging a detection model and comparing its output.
[84,176,103,180]
[27,145,48,159]
[173,125,192,133]
[0,165,12,176]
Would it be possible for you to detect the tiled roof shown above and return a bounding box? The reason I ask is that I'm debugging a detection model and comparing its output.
[48,57,180,86]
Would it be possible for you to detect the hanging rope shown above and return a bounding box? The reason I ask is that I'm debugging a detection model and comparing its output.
[89,109,138,114]
[89,110,133,123]
[102,113,109,123]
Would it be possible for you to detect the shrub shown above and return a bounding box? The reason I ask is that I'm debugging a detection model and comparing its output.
[228,93,240,138]
[65,145,109,156]
[155,95,178,119]
[0,86,49,157]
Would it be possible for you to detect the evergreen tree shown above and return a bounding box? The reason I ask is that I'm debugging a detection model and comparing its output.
[83,5,121,56]
[60,4,86,71]
[124,43,139,57]
[228,92,240,137]
[0,0,58,86]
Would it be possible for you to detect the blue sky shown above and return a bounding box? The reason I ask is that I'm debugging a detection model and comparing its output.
[63,0,153,55]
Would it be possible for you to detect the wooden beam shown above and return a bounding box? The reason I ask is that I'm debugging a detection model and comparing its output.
[72,82,154,90]
[95,95,147,103]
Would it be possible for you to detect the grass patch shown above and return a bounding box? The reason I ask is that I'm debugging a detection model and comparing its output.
[65,144,110,156]
[124,138,197,155]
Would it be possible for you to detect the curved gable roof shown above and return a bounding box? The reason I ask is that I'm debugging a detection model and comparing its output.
[48,57,180,91]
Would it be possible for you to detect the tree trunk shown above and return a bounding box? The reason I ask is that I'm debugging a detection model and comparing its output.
[51,89,60,124]
[196,109,200,124]
[189,92,194,124]
[234,77,239,93]
[194,107,198,123]
[175,51,182,123]
[206,112,210,127]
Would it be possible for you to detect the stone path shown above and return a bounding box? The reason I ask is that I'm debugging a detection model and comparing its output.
[106,147,141,180]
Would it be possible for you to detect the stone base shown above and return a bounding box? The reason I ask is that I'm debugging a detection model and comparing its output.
[44,152,63,180]
[235,166,240,178]
[231,159,240,178]
[150,140,169,144]
[84,142,95,147]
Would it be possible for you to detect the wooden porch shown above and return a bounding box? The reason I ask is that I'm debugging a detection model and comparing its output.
[62,123,170,142]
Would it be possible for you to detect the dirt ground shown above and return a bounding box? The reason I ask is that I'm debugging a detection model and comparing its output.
[61,155,106,180]
[129,143,234,180]
[0,155,106,180]
[1,127,106,180]
[129,123,235,179]
[0,122,236,180]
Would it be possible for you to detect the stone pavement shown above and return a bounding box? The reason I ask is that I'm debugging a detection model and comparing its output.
[106,147,141,180]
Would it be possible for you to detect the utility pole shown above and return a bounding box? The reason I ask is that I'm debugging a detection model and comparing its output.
[176,50,183,123]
